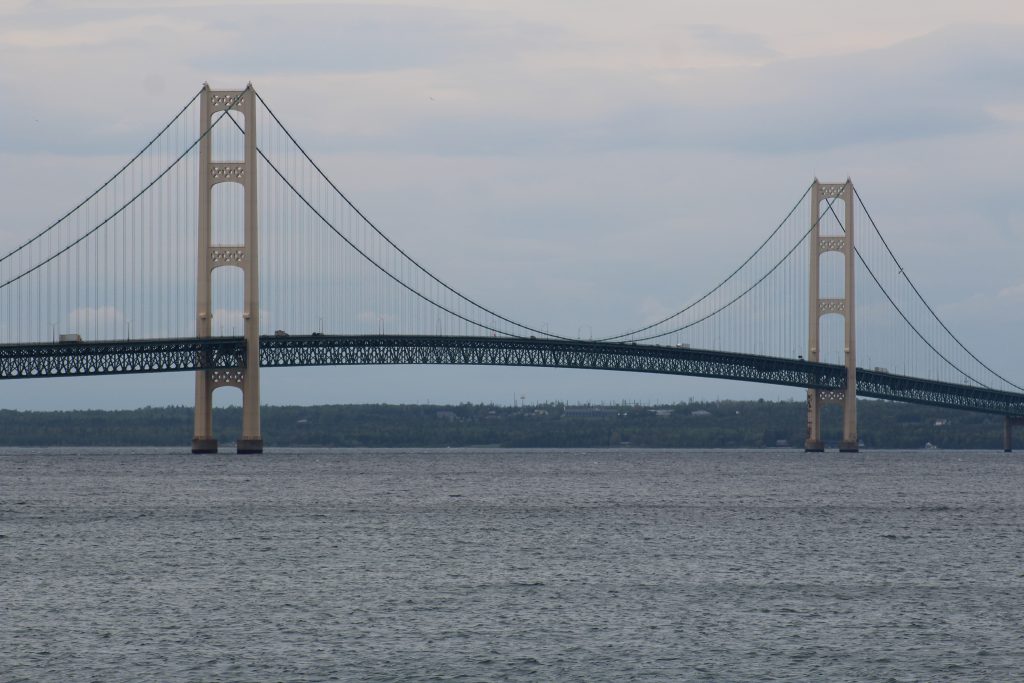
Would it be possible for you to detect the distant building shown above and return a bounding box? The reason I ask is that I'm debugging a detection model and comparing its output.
[690,410,712,417]
[436,410,457,422]
[564,406,618,418]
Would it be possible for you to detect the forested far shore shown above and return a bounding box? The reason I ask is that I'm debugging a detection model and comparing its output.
[0,399,1013,449]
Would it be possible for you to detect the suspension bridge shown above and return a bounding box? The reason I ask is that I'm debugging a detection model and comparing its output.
[3,84,1022,453]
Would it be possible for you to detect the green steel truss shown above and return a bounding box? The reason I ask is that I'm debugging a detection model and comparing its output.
[2,334,1022,415]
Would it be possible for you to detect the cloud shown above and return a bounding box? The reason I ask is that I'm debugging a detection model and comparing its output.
[0,15,208,49]
[207,4,562,75]
[4,10,1023,161]
[998,283,1024,305]
[687,24,777,61]
[234,23,1024,161]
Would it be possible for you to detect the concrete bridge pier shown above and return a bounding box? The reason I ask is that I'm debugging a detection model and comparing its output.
[1003,416,1024,452]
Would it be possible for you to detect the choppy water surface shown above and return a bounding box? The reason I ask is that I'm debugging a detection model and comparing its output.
[2,448,1023,681]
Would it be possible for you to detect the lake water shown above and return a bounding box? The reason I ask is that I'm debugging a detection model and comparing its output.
[2,448,1023,681]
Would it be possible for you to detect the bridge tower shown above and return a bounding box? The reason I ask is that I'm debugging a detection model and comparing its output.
[192,84,263,454]
[805,180,858,452]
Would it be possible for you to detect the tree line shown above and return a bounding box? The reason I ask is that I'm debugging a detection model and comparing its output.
[0,399,1010,449]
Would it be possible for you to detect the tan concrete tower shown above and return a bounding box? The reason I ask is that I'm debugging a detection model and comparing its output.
[805,180,858,452]
[192,84,263,454]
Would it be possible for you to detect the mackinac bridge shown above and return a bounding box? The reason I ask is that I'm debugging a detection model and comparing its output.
[3,84,1023,452]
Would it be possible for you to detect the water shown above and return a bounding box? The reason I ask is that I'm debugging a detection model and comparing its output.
[2,448,1023,682]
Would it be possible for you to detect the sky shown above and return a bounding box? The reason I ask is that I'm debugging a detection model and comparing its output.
[2,0,1024,410]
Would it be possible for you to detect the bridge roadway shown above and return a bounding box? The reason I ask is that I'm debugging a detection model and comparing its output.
[1,334,1022,416]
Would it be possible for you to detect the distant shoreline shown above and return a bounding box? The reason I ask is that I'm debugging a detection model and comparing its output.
[0,400,1009,450]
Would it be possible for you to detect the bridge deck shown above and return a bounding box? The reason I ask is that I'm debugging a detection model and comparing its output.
[1,334,1022,416]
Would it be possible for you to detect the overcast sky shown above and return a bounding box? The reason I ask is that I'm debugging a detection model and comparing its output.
[2,0,1024,410]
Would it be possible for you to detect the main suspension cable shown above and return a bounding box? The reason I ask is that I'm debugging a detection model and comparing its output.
[852,187,1024,391]
[0,88,203,266]
[621,189,846,344]
[820,199,989,388]
[598,184,812,341]
[257,91,822,345]
[255,91,593,341]
[0,89,247,291]
[254,146,534,339]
